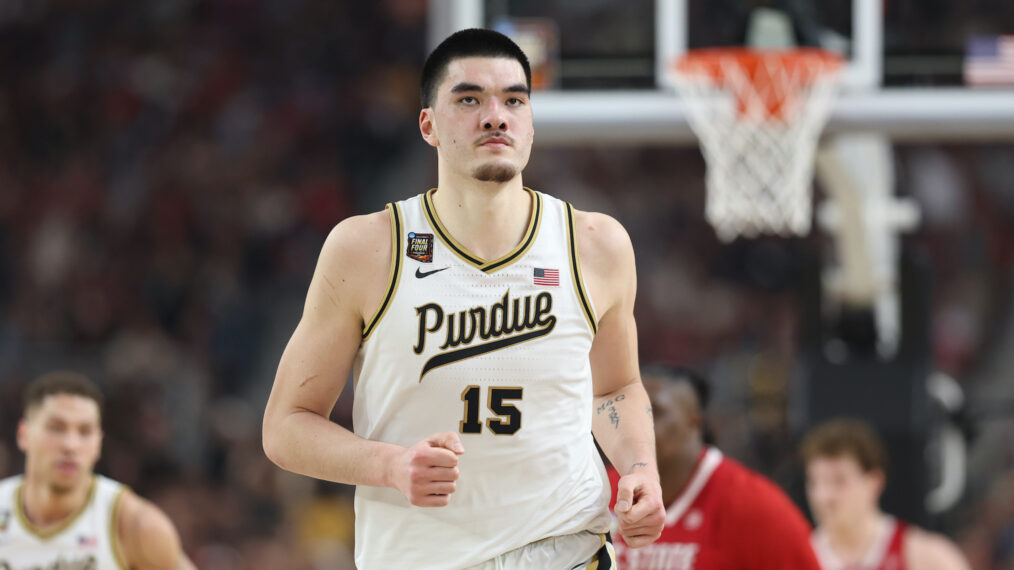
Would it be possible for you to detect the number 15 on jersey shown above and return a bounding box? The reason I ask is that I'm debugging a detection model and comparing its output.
[460,386,523,435]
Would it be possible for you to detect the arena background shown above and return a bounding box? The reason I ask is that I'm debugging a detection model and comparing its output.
[1,1,1013,568]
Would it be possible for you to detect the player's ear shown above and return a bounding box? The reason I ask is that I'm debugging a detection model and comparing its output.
[688,406,703,432]
[16,419,29,453]
[869,467,886,495]
[420,108,439,147]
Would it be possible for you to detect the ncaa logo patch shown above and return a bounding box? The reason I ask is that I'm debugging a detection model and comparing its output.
[407,232,434,263]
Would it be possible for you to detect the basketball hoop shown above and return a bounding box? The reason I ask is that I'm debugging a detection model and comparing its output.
[670,48,843,241]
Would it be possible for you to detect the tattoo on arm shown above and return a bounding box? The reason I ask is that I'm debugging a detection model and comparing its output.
[645,406,653,416]
[595,394,626,429]
[595,394,626,415]
[631,462,648,470]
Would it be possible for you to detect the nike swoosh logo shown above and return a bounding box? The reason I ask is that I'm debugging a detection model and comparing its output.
[415,266,450,278]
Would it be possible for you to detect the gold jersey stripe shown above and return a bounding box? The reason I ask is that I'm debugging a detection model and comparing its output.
[482,191,542,272]
[15,475,98,540]
[423,188,543,274]
[583,533,615,570]
[362,203,403,340]
[423,188,482,266]
[566,203,598,335]
[110,486,129,570]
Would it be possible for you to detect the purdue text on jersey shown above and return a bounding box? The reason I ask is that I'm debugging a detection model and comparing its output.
[414,290,556,379]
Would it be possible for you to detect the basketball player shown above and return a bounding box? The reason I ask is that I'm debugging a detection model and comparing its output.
[0,372,195,570]
[261,28,665,568]
[609,366,821,569]
[801,418,970,570]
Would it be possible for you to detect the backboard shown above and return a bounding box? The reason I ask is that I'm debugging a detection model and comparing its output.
[429,0,1014,143]
[429,0,1005,527]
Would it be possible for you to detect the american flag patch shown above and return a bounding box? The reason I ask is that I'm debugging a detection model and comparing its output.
[965,35,1014,86]
[533,267,559,287]
[78,534,98,547]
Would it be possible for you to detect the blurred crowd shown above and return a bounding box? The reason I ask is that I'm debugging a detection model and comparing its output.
[0,1,426,568]
[1,1,1013,569]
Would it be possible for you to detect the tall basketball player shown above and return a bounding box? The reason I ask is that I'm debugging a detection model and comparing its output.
[609,366,821,569]
[262,28,665,569]
[0,372,195,570]
[801,418,970,570]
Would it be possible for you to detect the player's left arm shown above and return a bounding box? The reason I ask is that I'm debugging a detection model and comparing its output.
[116,490,197,570]
[576,210,665,548]
[905,528,972,570]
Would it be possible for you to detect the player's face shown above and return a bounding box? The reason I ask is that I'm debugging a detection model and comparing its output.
[17,394,103,493]
[420,56,534,184]
[645,379,698,461]
[805,454,883,530]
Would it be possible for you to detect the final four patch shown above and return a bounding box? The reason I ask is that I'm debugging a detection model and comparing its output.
[407,232,434,262]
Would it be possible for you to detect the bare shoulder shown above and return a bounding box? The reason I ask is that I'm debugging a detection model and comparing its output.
[571,209,634,264]
[571,209,635,315]
[319,210,392,273]
[312,210,393,321]
[905,526,970,570]
[117,490,195,570]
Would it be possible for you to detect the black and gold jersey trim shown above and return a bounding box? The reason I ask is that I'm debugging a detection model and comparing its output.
[16,475,98,539]
[566,203,598,335]
[362,203,403,341]
[423,188,542,274]
[110,486,129,570]
[581,533,615,570]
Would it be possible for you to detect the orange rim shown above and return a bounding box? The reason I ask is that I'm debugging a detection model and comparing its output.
[672,48,843,120]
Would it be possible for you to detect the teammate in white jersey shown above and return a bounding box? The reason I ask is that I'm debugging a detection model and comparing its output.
[0,372,195,570]
[262,28,666,568]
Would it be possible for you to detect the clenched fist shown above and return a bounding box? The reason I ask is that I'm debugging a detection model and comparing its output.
[390,432,465,507]
[614,471,666,547]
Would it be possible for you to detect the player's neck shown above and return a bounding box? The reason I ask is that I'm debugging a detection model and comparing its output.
[659,440,704,507]
[21,474,93,529]
[430,180,532,261]
[824,510,886,559]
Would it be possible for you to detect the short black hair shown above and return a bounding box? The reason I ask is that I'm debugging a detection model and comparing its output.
[420,28,532,108]
[23,371,104,419]
[641,364,710,410]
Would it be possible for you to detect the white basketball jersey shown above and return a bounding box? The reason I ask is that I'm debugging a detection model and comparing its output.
[811,516,904,570]
[353,188,612,569]
[0,474,127,570]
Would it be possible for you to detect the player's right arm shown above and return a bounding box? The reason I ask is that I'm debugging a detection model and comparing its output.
[262,212,463,506]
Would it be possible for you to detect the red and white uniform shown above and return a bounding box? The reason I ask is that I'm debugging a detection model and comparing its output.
[609,447,820,570]
[811,516,908,570]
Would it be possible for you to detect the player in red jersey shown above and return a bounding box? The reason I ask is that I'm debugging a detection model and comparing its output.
[608,366,821,570]
[801,418,970,570]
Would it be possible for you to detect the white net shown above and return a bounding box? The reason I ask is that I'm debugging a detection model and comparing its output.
[671,49,842,241]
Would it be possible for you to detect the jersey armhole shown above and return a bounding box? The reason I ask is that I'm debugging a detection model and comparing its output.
[362,202,403,341]
[109,486,130,570]
[565,202,599,335]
